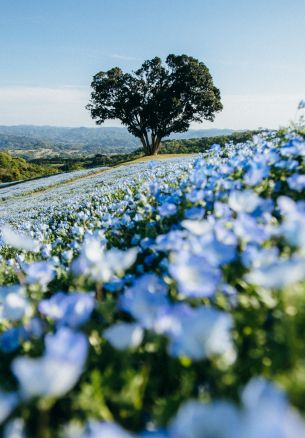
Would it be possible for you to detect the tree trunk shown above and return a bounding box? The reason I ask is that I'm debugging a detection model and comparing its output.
[140,133,162,156]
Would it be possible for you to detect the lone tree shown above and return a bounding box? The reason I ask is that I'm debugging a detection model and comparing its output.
[87,54,223,155]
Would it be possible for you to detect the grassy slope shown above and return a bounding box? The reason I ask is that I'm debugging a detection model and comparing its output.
[0,151,58,183]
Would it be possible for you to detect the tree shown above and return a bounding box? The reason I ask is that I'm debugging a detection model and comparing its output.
[87,54,223,156]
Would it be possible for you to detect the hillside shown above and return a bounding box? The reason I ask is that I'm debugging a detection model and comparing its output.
[0,125,236,158]
[29,129,257,171]
[0,151,57,183]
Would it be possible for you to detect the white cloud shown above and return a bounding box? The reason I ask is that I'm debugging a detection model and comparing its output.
[0,86,303,129]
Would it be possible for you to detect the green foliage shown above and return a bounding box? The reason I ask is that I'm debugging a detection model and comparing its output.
[87,54,223,155]
[0,152,57,183]
[161,130,260,154]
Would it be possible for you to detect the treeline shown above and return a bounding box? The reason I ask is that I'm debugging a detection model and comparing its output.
[161,130,259,154]
[30,130,258,171]
[0,152,57,183]
[30,150,144,172]
[0,130,259,182]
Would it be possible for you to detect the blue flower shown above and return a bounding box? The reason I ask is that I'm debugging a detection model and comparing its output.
[245,257,305,289]
[287,174,305,192]
[298,100,305,110]
[120,274,169,329]
[158,203,177,217]
[24,261,56,287]
[39,292,95,328]
[0,327,27,353]
[0,390,19,424]
[12,328,88,399]
[162,305,235,361]
[169,400,240,438]
[104,322,143,350]
[169,251,221,298]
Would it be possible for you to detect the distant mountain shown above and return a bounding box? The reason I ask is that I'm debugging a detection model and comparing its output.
[0,125,236,158]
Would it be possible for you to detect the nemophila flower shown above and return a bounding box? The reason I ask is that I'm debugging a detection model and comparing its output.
[275,159,299,170]
[298,100,305,110]
[40,244,52,258]
[287,174,305,192]
[240,378,305,438]
[39,292,95,328]
[71,225,84,237]
[241,246,279,269]
[169,400,240,438]
[120,274,169,329]
[12,328,88,399]
[106,247,138,276]
[228,190,262,213]
[184,206,205,220]
[3,418,25,438]
[0,327,27,353]
[210,143,222,153]
[44,327,88,363]
[182,219,213,236]
[244,159,270,186]
[166,306,234,361]
[103,322,144,350]
[186,189,205,203]
[62,250,73,263]
[169,251,221,298]
[214,201,232,219]
[1,290,29,322]
[195,234,237,267]
[138,430,168,438]
[64,420,134,438]
[24,317,44,339]
[0,285,29,322]
[245,257,305,289]
[154,230,186,252]
[72,237,137,282]
[0,225,39,252]
[234,213,269,244]
[0,390,19,424]
[103,278,124,293]
[158,202,177,217]
[281,139,305,158]
[24,261,56,287]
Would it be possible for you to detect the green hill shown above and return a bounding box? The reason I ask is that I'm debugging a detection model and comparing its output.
[0,151,58,183]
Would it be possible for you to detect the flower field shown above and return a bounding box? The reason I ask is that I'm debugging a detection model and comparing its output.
[0,166,108,202]
[0,125,305,437]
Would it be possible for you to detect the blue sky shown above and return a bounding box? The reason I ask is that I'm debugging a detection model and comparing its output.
[0,0,304,128]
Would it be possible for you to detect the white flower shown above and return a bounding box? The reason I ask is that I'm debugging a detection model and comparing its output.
[167,306,235,362]
[169,400,240,438]
[245,257,305,289]
[12,357,85,399]
[73,238,137,283]
[1,225,39,252]
[228,190,261,213]
[104,322,143,350]
[24,261,56,287]
[2,292,29,322]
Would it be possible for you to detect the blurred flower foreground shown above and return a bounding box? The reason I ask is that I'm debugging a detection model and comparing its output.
[0,105,305,437]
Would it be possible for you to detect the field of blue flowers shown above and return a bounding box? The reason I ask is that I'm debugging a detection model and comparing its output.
[0,105,305,437]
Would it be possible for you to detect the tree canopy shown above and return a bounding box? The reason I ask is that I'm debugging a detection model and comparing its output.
[87,54,223,155]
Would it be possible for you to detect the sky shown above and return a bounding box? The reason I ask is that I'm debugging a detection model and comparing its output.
[0,0,304,129]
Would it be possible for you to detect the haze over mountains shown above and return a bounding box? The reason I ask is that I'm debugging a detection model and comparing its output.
[0,125,234,158]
